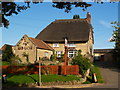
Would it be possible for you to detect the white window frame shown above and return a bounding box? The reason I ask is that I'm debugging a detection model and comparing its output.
[53,43,59,47]
[44,52,48,57]
[68,51,76,58]
[68,42,76,47]
[56,51,62,58]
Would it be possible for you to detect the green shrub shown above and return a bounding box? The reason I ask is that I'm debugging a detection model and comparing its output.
[50,55,54,61]
[2,45,15,62]
[50,51,57,61]
[49,63,55,65]
[71,50,91,75]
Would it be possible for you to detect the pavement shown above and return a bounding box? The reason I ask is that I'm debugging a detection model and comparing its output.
[35,83,103,88]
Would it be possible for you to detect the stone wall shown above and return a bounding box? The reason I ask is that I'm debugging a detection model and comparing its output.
[37,49,53,60]
[47,38,93,59]
[13,35,37,64]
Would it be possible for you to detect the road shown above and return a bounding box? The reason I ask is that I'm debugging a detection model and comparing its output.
[91,61,119,88]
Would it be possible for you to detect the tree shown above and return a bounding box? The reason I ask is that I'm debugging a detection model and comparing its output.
[2,45,14,62]
[2,2,115,28]
[111,21,120,65]
[2,2,29,28]
[2,2,92,28]
[73,15,80,19]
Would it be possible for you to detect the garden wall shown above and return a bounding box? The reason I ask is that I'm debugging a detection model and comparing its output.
[2,65,79,75]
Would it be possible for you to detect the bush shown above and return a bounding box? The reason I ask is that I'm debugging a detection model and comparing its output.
[71,50,91,75]
[2,45,14,62]
[50,51,57,61]
[10,56,22,65]
[49,63,55,65]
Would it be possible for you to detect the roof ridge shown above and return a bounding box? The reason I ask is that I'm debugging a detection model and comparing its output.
[53,18,89,24]
[28,37,38,47]
[29,37,53,51]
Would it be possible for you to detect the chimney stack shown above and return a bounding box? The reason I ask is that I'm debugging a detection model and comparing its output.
[86,12,91,23]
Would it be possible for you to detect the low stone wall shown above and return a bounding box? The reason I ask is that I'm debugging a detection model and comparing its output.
[41,80,83,86]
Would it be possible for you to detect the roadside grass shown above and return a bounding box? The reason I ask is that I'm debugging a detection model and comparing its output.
[93,64,104,83]
[4,74,81,86]
[83,64,104,84]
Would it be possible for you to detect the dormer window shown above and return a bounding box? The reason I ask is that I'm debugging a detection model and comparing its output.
[53,43,59,47]
[68,42,76,47]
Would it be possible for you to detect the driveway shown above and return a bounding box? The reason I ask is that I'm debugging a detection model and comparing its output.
[91,61,119,88]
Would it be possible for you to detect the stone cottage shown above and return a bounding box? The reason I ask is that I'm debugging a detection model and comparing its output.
[36,12,94,60]
[13,12,94,63]
[13,35,53,63]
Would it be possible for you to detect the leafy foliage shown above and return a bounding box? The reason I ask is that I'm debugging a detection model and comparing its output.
[50,50,57,61]
[2,2,29,28]
[73,15,80,19]
[111,21,120,66]
[2,45,14,62]
[52,2,92,13]
[2,2,92,28]
[71,50,91,75]
[10,55,22,65]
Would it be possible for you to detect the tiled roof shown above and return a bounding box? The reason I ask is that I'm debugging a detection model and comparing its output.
[29,37,53,51]
[1,44,13,51]
[94,49,114,53]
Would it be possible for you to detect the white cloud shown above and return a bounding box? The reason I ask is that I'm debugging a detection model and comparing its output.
[99,20,111,28]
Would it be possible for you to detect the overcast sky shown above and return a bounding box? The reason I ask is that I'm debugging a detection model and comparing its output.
[1,2,118,49]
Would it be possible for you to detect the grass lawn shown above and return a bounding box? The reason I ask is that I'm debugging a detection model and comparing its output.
[4,74,81,86]
[0,61,27,66]
[0,61,10,65]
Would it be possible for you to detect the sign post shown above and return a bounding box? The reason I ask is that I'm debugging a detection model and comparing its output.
[64,38,68,75]
[38,60,42,86]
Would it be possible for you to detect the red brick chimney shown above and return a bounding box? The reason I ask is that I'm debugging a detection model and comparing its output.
[86,12,91,23]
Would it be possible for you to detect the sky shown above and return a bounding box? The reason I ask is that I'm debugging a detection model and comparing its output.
[1,2,119,49]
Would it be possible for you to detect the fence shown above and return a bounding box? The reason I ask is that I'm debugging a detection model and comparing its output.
[2,65,79,75]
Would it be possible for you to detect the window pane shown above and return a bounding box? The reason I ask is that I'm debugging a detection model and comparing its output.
[53,43,59,47]
[44,52,48,57]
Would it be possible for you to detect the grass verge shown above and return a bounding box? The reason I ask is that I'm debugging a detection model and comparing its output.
[3,74,81,86]
[83,64,104,84]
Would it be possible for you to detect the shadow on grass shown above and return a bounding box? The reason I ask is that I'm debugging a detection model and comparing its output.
[26,75,40,86]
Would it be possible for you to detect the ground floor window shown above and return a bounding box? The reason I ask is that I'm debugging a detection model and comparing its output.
[68,50,76,58]
[56,51,62,58]
[44,52,48,57]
